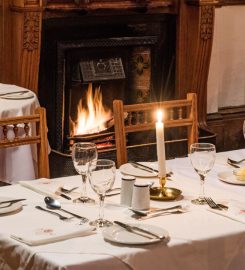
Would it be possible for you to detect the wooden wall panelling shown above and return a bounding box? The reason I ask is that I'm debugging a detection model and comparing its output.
[176,0,216,130]
[208,107,245,151]
[0,0,13,84]
[8,1,42,93]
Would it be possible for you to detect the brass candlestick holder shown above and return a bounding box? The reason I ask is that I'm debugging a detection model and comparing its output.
[150,175,182,201]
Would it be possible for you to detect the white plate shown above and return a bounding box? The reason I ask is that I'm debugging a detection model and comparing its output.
[103,223,169,245]
[0,92,34,100]
[120,163,162,178]
[0,197,23,215]
[218,171,245,185]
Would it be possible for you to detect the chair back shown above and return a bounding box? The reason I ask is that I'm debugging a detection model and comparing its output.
[113,93,198,167]
[0,107,50,178]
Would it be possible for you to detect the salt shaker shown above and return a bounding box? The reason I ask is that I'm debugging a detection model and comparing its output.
[120,176,136,207]
[131,183,150,210]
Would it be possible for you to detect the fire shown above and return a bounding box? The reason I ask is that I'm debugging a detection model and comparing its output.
[72,84,112,135]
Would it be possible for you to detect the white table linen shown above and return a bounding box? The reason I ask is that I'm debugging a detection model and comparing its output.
[0,83,40,184]
[0,150,245,270]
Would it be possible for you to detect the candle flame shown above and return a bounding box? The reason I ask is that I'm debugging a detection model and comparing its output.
[157,110,163,122]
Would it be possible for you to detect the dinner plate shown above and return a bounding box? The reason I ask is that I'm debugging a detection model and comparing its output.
[0,92,34,100]
[0,197,23,215]
[120,162,167,178]
[218,171,245,185]
[103,223,169,245]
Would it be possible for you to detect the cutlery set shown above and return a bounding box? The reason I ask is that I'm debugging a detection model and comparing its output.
[114,221,164,240]
[130,162,173,178]
[0,90,34,100]
[0,199,26,208]
[227,157,245,168]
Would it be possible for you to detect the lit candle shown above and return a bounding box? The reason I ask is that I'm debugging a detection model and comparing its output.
[156,110,166,177]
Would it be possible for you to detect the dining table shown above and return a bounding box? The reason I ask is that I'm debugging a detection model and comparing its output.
[0,83,40,184]
[0,149,245,270]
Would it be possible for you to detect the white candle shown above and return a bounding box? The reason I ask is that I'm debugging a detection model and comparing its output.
[156,110,166,177]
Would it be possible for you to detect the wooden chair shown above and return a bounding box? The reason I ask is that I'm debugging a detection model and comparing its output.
[113,93,198,167]
[0,107,50,178]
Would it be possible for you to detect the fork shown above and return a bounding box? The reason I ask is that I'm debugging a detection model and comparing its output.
[35,206,74,221]
[227,158,245,164]
[204,197,222,210]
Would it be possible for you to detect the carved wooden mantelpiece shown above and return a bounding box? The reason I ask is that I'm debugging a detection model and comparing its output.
[0,0,234,126]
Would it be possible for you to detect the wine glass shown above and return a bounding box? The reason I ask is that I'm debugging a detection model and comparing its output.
[189,143,216,205]
[72,142,98,203]
[88,159,116,227]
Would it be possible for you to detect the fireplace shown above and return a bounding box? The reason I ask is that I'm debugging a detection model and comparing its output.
[38,13,176,159]
[1,1,216,176]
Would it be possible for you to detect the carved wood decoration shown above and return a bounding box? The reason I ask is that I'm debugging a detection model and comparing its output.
[200,6,213,40]
[23,12,40,51]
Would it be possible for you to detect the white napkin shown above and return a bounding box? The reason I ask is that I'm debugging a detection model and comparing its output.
[19,179,62,199]
[208,202,245,224]
[11,224,95,246]
[19,179,81,201]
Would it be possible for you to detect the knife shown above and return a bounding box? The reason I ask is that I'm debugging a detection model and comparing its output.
[114,221,164,240]
[60,193,72,200]
[130,204,182,216]
[130,162,158,173]
[0,199,26,205]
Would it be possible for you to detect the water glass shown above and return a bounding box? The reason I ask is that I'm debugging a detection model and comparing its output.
[72,142,98,203]
[88,159,116,227]
[189,143,216,205]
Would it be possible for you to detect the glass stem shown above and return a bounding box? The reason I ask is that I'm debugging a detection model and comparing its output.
[81,174,87,198]
[98,194,105,220]
[199,175,205,200]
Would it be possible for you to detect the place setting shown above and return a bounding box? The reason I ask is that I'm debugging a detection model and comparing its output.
[218,168,245,185]
[0,197,26,216]
[0,90,35,100]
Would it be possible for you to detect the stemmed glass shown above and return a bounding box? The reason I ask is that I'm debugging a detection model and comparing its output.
[88,159,116,227]
[189,143,216,205]
[72,142,98,203]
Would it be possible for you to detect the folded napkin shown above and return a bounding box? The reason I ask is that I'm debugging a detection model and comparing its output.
[11,224,95,246]
[208,202,245,224]
[19,179,81,201]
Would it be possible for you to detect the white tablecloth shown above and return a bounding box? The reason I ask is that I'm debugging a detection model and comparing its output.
[0,149,245,270]
[0,83,40,184]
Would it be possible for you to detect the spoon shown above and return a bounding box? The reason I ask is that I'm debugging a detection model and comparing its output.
[44,196,89,223]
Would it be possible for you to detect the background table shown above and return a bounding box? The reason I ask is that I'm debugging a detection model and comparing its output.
[0,149,245,269]
[0,83,40,184]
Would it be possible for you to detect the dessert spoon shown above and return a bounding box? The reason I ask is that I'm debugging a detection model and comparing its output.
[44,196,89,223]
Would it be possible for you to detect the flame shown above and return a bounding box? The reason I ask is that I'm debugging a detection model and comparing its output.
[157,110,164,123]
[72,84,112,135]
